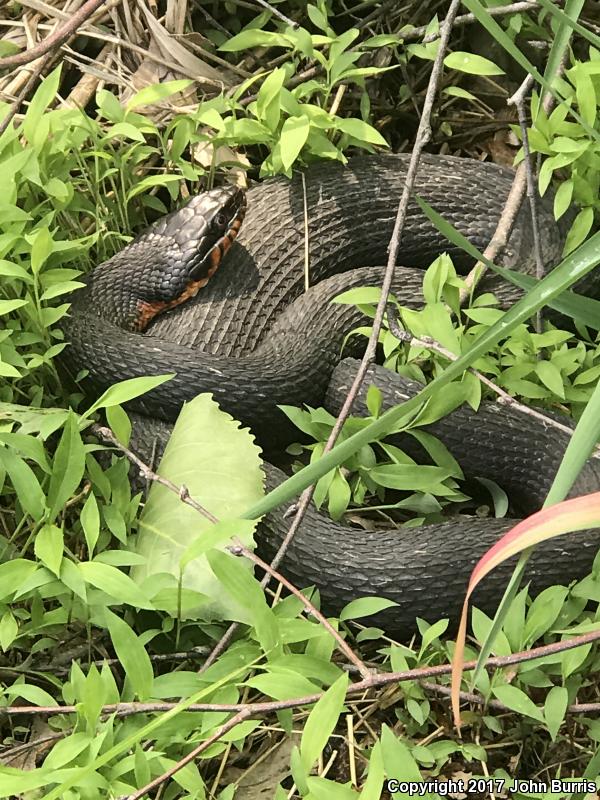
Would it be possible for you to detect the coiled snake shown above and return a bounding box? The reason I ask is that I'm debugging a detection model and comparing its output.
[63,154,600,634]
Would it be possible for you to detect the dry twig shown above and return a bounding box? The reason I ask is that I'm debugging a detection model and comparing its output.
[0,0,110,70]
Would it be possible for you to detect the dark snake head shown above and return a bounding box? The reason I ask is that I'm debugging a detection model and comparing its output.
[88,184,247,332]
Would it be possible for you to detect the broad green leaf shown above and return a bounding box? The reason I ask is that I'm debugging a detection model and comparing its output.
[207,549,281,655]
[256,67,286,132]
[132,394,263,621]
[34,524,63,576]
[5,682,58,707]
[106,609,153,700]
[43,732,91,770]
[0,560,38,602]
[22,65,62,146]
[126,80,192,111]
[279,115,310,171]
[492,685,545,721]
[300,672,349,773]
[305,777,357,800]
[30,227,53,275]
[535,360,565,398]
[245,670,321,700]
[369,463,450,490]
[340,596,398,621]
[78,562,153,609]
[359,739,385,800]
[444,51,504,75]
[544,685,568,741]
[0,448,45,520]
[126,175,183,201]
[82,374,174,419]
[81,493,100,558]
[0,299,27,315]
[333,286,382,305]
[47,412,86,521]
[380,724,422,786]
[333,117,388,146]
[219,30,292,52]
[0,612,18,651]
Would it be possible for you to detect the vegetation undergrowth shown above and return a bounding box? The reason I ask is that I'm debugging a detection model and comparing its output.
[1,0,600,797]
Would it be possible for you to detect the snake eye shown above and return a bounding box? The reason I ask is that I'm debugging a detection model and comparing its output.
[214,211,229,229]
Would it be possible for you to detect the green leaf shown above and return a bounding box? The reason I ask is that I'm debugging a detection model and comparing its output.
[47,412,86,521]
[0,612,18,651]
[492,685,545,721]
[133,394,263,621]
[43,732,92,770]
[22,65,61,145]
[126,80,192,111]
[300,672,349,772]
[0,299,28,315]
[0,448,46,521]
[333,117,388,146]
[340,596,398,621]
[327,469,351,520]
[333,286,381,305]
[82,375,174,419]
[443,86,477,101]
[279,115,310,171]
[5,682,58,708]
[245,669,321,700]
[256,67,286,132]
[564,206,594,255]
[575,67,597,127]
[105,609,154,700]
[544,685,568,741]
[535,360,565,398]
[34,524,63,576]
[307,4,331,33]
[475,477,509,518]
[359,739,385,800]
[79,492,100,560]
[444,51,504,75]
[30,227,53,275]
[0,560,38,603]
[380,724,422,784]
[126,175,183,202]
[369,464,450,491]
[553,179,573,219]
[219,30,292,52]
[78,562,153,609]
[207,549,281,655]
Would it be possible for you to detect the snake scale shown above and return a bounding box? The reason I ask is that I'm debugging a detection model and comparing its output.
[63,154,600,634]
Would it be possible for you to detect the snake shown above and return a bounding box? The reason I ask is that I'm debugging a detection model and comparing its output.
[62,154,600,635]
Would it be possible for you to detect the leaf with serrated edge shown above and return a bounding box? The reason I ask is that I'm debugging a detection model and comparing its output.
[132,394,263,621]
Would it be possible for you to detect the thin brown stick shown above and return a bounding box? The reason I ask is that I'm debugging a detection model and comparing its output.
[229,542,370,679]
[0,0,110,69]
[91,425,217,523]
[460,60,566,303]
[0,59,46,136]
[508,74,545,331]
[252,0,298,28]
[402,1,541,42]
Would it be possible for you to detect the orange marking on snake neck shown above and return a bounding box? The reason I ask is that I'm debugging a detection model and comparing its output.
[133,205,245,332]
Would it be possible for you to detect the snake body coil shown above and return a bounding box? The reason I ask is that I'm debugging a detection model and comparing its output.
[64,154,600,633]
